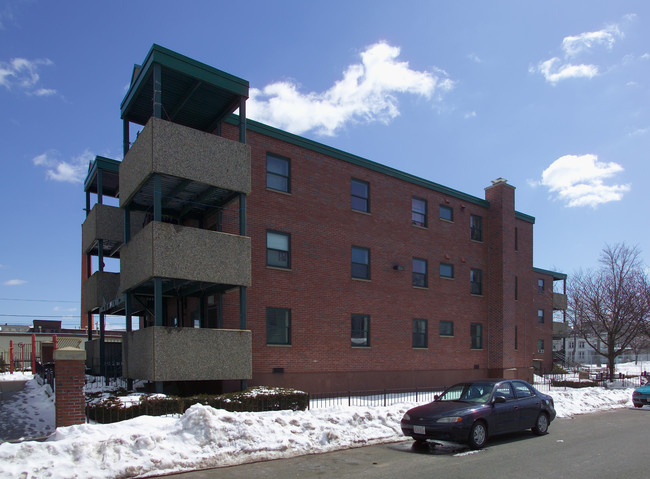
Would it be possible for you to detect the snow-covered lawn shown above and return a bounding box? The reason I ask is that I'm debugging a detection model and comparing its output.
[0,362,647,479]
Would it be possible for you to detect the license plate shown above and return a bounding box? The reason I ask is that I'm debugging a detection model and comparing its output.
[414,425,426,435]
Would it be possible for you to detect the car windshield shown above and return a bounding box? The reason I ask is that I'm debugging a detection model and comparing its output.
[438,383,494,404]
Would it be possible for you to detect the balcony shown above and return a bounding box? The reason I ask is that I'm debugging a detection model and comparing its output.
[83,271,121,313]
[82,204,123,256]
[119,117,251,209]
[119,221,251,294]
[553,293,568,311]
[122,326,252,382]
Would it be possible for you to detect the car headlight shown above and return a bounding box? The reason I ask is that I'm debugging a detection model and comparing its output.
[402,413,410,421]
[436,416,463,423]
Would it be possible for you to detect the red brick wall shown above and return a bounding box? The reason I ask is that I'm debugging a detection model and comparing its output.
[55,358,86,427]
[218,124,554,392]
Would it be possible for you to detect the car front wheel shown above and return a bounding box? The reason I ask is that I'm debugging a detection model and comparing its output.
[468,421,487,449]
[532,412,549,435]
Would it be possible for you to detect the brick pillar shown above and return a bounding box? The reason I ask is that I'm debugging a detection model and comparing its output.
[54,347,86,427]
[484,178,516,377]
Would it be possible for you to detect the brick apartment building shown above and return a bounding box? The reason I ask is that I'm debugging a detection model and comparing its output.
[81,44,567,394]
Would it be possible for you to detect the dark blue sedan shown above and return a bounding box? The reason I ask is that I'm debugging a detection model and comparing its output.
[401,379,556,449]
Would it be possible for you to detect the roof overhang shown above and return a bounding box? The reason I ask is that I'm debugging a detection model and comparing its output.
[84,156,120,196]
[120,44,249,132]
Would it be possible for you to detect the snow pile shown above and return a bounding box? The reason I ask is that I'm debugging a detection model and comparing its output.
[0,402,411,478]
[0,364,646,479]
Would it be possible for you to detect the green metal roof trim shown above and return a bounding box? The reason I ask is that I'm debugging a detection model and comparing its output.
[83,156,121,193]
[120,44,249,127]
[233,114,536,222]
[230,115,496,208]
[515,211,535,224]
[533,267,567,281]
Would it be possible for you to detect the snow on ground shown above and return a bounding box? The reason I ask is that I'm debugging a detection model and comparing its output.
[0,362,648,479]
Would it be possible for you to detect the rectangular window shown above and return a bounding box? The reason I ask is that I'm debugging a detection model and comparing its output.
[470,268,483,295]
[351,179,370,213]
[267,231,290,269]
[538,339,545,353]
[266,154,290,192]
[538,279,545,294]
[351,314,370,347]
[470,215,483,241]
[351,246,370,280]
[440,204,453,221]
[515,276,518,300]
[440,320,454,336]
[266,307,291,345]
[412,258,427,287]
[412,197,427,227]
[440,263,454,279]
[471,323,483,349]
[538,309,544,324]
[412,319,428,348]
[515,325,518,350]
[515,227,519,251]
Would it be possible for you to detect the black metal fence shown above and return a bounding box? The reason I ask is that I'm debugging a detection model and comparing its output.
[308,387,446,409]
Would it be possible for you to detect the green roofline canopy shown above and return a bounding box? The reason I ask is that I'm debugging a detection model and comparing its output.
[84,156,120,197]
[121,44,249,133]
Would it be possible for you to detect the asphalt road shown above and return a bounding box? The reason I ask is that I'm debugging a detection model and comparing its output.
[163,407,650,479]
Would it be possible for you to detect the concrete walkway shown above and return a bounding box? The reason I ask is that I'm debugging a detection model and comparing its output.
[0,379,29,442]
[0,377,54,443]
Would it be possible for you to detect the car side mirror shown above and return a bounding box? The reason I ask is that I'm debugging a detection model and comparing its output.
[493,395,507,404]
[434,394,440,401]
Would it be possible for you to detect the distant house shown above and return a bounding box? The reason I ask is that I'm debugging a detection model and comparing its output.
[81,44,567,394]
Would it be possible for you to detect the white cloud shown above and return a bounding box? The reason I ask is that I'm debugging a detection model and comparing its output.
[536,58,599,84]
[33,149,94,183]
[467,53,482,63]
[0,57,55,95]
[247,42,453,136]
[537,154,630,208]
[534,22,624,84]
[464,111,477,119]
[4,279,26,286]
[561,25,621,57]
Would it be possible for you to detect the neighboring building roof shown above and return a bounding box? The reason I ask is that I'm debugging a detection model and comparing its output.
[533,267,567,281]
[0,324,31,333]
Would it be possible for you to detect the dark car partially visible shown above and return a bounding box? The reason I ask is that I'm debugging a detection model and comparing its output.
[401,379,555,449]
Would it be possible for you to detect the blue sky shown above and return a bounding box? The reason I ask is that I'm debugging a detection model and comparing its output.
[1,1,648,328]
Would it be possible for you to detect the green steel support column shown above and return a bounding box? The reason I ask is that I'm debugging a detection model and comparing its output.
[239,97,246,144]
[125,293,134,390]
[154,278,163,326]
[99,313,106,380]
[153,63,162,119]
[97,169,103,204]
[123,119,130,157]
[125,293,132,332]
[87,313,93,341]
[85,191,90,216]
[97,239,104,272]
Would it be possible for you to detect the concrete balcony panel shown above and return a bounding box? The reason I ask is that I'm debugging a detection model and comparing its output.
[120,117,251,207]
[82,204,123,255]
[553,292,568,311]
[120,221,251,293]
[122,326,252,382]
[83,271,121,313]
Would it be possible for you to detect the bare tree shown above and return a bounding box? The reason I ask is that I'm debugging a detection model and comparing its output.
[568,244,650,379]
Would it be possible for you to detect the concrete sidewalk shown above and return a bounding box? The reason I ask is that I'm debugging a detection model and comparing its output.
[0,376,54,443]
[0,379,29,442]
